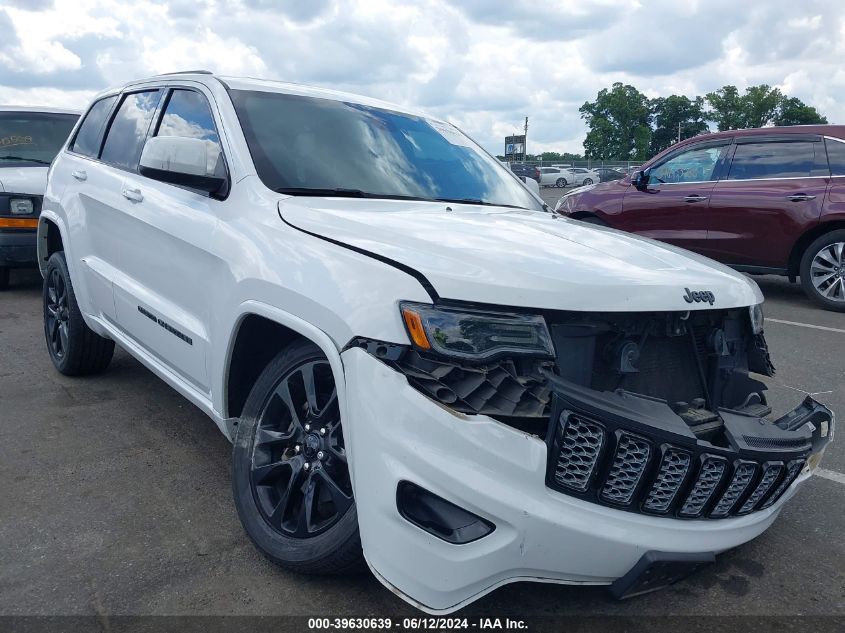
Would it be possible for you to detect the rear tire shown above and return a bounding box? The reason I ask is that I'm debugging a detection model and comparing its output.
[0,267,9,290]
[232,340,363,575]
[43,252,115,375]
[800,230,845,311]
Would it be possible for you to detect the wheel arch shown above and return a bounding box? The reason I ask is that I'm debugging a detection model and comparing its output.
[37,213,68,276]
[570,210,607,224]
[222,301,347,430]
[788,220,845,276]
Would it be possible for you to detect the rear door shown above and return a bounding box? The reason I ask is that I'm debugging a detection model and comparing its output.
[61,94,120,319]
[617,139,731,254]
[705,135,829,270]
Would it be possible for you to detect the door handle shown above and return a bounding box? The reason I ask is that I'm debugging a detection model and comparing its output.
[683,195,708,203]
[786,194,816,202]
[71,170,87,181]
[122,187,144,203]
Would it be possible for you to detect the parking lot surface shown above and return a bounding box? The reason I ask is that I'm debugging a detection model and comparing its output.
[1,262,843,622]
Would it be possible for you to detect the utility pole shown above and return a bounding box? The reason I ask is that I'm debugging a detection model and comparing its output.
[524,116,529,160]
[677,121,681,144]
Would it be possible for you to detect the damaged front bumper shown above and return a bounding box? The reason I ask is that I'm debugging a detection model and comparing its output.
[341,346,834,614]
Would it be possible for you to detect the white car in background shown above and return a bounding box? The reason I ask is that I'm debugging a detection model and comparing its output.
[560,166,600,186]
[38,71,834,614]
[538,167,570,188]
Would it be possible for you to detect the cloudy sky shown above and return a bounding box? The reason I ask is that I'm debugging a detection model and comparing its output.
[1,0,842,155]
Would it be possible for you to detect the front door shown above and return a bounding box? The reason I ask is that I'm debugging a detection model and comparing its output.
[617,139,732,256]
[705,136,829,269]
[92,87,224,394]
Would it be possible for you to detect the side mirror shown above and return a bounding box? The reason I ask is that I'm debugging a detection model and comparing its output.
[630,169,648,189]
[139,136,226,194]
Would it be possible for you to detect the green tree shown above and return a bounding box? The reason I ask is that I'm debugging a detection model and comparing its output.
[775,97,828,125]
[741,84,783,128]
[704,85,746,131]
[580,82,651,160]
[705,84,810,129]
[539,151,583,162]
[650,95,709,155]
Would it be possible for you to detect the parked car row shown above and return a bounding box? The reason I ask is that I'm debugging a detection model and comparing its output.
[1,72,836,615]
[555,125,845,311]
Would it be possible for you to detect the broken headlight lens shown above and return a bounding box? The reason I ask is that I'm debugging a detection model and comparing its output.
[9,198,34,215]
[399,302,554,360]
[749,303,764,334]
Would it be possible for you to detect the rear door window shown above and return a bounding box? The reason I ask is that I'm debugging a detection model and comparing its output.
[100,90,162,171]
[70,96,117,158]
[825,138,845,176]
[727,141,827,180]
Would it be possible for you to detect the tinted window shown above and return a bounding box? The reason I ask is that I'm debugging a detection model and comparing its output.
[70,96,117,158]
[650,143,729,184]
[0,112,78,166]
[155,89,223,174]
[727,141,823,180]
[101,91,161,170]
[230,90,542,211]
[825,138,845,176]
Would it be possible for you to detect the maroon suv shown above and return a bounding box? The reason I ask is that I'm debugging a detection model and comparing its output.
[556,125,845,311]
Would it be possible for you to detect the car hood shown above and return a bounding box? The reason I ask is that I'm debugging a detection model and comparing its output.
[279,198,762,312]
[0,166,48,195]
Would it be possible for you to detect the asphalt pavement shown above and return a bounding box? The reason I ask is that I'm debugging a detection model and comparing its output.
[1,252,843,624]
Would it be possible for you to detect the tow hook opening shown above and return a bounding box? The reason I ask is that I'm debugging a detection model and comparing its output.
[396,481,496,545]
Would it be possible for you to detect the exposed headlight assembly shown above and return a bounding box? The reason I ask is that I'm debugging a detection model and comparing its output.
[749,303,764,334]
[399,302,554,360]
[9,198,34,215]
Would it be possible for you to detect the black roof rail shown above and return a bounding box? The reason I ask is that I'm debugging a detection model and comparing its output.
[157,70,214,76]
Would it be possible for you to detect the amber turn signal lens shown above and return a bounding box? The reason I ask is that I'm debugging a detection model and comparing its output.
[0,218,38,229]
[402,307,431,350]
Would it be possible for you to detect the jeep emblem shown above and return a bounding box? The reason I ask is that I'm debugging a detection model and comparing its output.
[683,287,715,305]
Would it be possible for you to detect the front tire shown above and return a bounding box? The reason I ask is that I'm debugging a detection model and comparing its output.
[800,230,845,311]
[583,178,594,185]
[555,178,566,188]
[43,252,115,375]
[232,340,363,575]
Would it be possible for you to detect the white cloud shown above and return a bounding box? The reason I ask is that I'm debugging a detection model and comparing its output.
[0,0,843,155]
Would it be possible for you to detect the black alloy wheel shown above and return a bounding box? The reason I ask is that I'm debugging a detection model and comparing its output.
[232,341,363,575]
[42,252,114,375]
[249,359,352,537]
[45,266,70,360]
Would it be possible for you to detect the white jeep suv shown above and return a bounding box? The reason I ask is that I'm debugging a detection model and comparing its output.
[39,72,834,613]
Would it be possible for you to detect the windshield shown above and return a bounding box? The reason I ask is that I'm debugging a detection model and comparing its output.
[0,112,79,166]
[230,90,542,210]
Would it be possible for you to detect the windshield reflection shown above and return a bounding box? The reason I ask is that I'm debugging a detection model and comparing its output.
[230,90,541,211]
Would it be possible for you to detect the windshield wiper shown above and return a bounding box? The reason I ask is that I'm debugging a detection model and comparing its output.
[275,187,427,202]
[275,188,530,210]
[0,155,51,165]
[434,197,524,209]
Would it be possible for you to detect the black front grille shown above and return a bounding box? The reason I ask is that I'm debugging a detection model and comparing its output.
[679,456,727,517]
[553,413,605,491]
[642,448,691,512]
[601,432,651,504]
[548,410,806,520]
